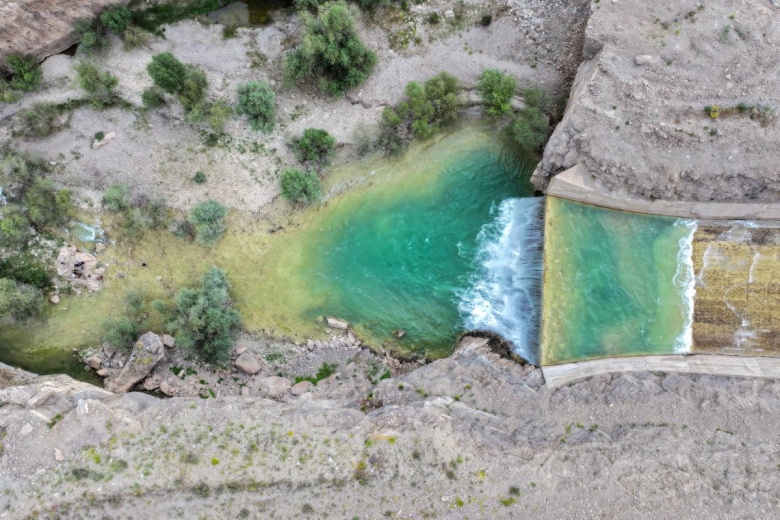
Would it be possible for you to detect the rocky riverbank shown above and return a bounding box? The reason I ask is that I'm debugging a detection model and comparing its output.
[3,336,780,519]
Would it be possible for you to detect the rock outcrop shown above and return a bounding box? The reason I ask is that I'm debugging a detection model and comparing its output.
[104,332,165,393]
[534,0,780,202]
[55,246,105,292]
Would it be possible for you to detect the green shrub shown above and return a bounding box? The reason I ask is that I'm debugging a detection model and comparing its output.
[351,122,378,157]
[206,99,232,132]
[522,87,549,110]
[100,6,132,34]
[236,81,275,132]
[94,131,105,142]
[427,12,441,25]
[172,267,241,364]
[102,183,131,212]
[147,53,188,94]
[0,206,31,248]
[122,25,150,50]
[0,253,52,289]
[0,148,47,195]
[291,128,336,168]
[5,54,42,92]
[101,316,142,351]
[188,199,227,246]
[280,168,322,205]
[179,65,208,113]
[74,19,109,54]
[15,102,61,139]
[0,278,43,320]
[193,171,206,184]
[479,13,492,26]
[24,179,72,229]
[508,106,550,154]
[479,69,516,118]
[141,87,166,109]
[132,195,169,230]
[74,61,119,108]
[284,1,377,96]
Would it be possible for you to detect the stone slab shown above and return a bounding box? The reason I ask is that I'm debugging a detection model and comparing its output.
[547,165,780,220]
[542,354,780,388]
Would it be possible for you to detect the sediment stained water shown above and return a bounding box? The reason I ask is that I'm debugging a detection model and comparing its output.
[541,197,696,365]
[0,126,536,378]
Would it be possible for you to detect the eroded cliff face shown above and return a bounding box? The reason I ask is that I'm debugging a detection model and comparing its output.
[0,0,129,69]
[3,338,780,519]
[535,0,780,202]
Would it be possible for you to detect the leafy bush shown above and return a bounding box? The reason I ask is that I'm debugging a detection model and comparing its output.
[179,65,208,113]
[0,206,31,248]
[0,278,43,320]
[141,87,166,109]
[508,106,550,154]
[74,19,109,54]
[236,81,275,132]
[206,99,233,132]
[522,87,548,111]
[74,61,119,108]
[280,168,322,205]
[24,179,72,230]
[479,69,516,118]
[147,53,188,94]
[15,102,61,139]
[427,12,441,25]
[5,54,42,92]
[102,183,131,212]
[188,199,227,246]
[0,148,46,192]
[193,171,206,184]
[122,25,150,50]
[100,6,132,34]
[284,1,377,96]
[172,267,241,364]
[101,317,142,352]
[291,128,336,168]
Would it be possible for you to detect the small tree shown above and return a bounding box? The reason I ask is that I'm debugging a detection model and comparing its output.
[172,267,241,364]
[5,54,42,92]
[280,168,322,205]
[478,69,516,118]
[188,199,227,246]
[236,81,275,132]
[15,102,61,139]
[291,128,336,169]
[100,5,132,34]
[141,87,166,109]
[147,53,188,94]
[284,1,377,96]
[509,106,550,154]
[74,18,109,54]
[178,65,208,114]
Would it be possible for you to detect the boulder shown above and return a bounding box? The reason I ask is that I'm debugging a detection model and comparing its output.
[85,355,103,370]
[634,54,657,65]
[54,448,64,461]
[259,376,292,397]
[142,376,160,391]
[159,379,173,396]
[162,335,175,348]
[234,352,262,375]
[55,246,104,292]
[92,131,116,149]
[50,294,60,304]
[326,316,349,330]
[234,344,247,356]
[105,333,166,393]
[291,380,312,396]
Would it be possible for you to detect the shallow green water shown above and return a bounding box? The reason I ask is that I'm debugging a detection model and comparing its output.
[542,198,696,365]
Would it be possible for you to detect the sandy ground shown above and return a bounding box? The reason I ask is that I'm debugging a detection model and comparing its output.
[0,0,589,213]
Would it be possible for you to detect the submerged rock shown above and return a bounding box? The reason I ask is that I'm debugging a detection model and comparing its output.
[105,333,165,393]
[326,316,349,330]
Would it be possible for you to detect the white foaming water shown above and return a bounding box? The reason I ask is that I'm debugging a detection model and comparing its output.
[459,197,545,364]
[672,219,697,354]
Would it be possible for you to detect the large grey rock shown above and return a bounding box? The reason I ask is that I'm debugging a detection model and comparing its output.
[234,352,263,375]
[291,380,312,396]
[259,376,292,397]
[105,332,166,393]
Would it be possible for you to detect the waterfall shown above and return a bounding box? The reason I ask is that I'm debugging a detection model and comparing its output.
[459,197,545,365]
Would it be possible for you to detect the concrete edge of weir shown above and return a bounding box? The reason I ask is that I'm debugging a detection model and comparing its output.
[542,354,780,388]
[546,164,780,220]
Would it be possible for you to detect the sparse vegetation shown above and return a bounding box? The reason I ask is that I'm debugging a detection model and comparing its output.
[280,168,322,205]
[15,102,62,139]
[284,1,377,96]
[294,362,338,385]
[4,54,42,92]
[141,87,166,109]
[74,61,120,109]
[74,18,109,54]
[236,81,276,132]
[507,87,551,154]
[0,278,43,320]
